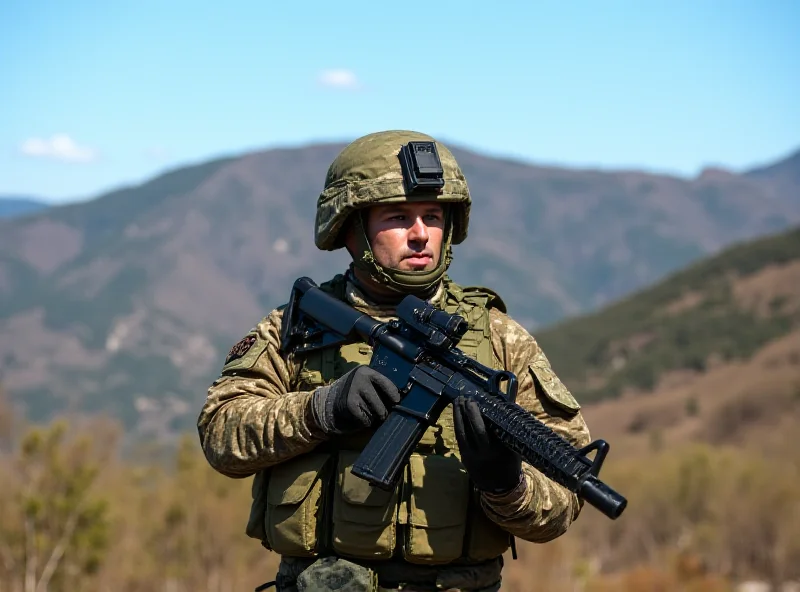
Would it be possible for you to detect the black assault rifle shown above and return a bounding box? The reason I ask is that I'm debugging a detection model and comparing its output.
[280,277,627,520]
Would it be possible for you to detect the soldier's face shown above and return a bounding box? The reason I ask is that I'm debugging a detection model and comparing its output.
[364,202,445,272]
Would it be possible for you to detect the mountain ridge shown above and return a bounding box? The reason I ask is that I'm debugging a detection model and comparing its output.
[1,141,799,436]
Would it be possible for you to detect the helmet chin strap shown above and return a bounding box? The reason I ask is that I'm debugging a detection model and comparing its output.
[349,210,453,297]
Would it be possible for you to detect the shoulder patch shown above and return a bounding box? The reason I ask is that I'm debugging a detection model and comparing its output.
[226,335,257,363]
[529,350,580,414]
[222,333,268,373]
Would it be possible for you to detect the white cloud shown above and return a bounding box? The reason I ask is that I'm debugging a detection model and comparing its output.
[318,69,361,90]
[20,134,97,163]
[145,145,169,161]
[272,238,290,253]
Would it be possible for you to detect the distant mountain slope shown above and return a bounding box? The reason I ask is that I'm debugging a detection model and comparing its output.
[0,196,49,218]
[0,142,799,436]
[744,148,800,202]
[538,225,800,403]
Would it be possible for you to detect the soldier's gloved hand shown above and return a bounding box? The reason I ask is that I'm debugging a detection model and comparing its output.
[453,396,523,494]
[311,366,402,436]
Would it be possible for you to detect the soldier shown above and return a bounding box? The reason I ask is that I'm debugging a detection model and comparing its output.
[197,130,591,592]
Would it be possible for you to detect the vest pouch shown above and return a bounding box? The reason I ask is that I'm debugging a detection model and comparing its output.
[464,488,511,561]
[403,453,470,565]
[245,470,269,544]
[264,452,331,556]
[332,450,399,560]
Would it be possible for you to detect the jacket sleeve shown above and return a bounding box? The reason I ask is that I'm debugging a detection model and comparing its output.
[197,308,328,479]
[478,308,592,543]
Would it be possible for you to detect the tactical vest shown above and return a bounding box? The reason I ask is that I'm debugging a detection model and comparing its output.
[245,275,512,565]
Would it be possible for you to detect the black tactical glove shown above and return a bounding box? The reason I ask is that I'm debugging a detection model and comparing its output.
[453,396,523,494]
[311,366,402,436]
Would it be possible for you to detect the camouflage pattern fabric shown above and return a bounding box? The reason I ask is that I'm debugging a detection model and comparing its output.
[295,557,377,591]
[197,275,591,545]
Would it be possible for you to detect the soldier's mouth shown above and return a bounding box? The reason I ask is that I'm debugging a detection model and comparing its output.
[404,254,432,264]
[403,256,433,270]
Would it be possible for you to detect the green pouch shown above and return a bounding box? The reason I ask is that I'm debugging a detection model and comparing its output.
[265,452,331,556]
[332,451,399,560]
[246,470,269,543]
[403,453,470,564]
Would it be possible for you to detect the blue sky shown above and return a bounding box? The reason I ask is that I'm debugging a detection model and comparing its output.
[2,0,798,204]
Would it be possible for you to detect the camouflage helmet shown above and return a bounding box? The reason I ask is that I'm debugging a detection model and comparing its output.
[315,130,471,251]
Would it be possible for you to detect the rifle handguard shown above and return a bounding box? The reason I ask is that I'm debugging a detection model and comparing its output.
[474,390,627,519]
